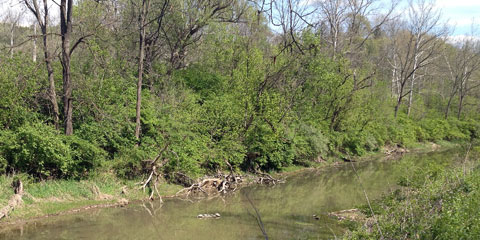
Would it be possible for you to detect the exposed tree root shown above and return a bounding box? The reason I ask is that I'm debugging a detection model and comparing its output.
[137,141,172,202]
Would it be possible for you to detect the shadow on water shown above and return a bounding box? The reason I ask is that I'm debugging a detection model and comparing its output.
[0,148,466,240]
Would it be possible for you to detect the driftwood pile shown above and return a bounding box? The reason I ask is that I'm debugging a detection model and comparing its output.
[175,171,284,198]
[175,172,242,197]
[255,172,285,185]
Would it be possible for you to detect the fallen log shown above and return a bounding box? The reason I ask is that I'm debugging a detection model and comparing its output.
[0,179,24,220]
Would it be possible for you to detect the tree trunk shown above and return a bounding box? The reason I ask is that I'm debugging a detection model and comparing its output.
[10,22,14,58]
[44,28,60,129]
[407,77,414,116]
[391,57,398,97]
[25,0,60,129]
[394,101,400,118]
[457,94,464,119]
[394,88,404,118]
[135,0,149,141]
[407,48,420,116]
[33,24,37,62]
[444,94,453,119]
[60,0,74,135]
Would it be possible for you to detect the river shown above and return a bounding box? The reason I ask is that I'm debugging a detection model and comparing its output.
[0,148,464,239]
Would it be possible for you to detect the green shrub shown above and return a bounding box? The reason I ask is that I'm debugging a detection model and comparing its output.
[386,116,417,147]
[420,119,450,141]
[291,123,329,164]
[64,135,107,178]
[0,122,105,179]
[431,171,480,239]
[175,66,225,101]
[0,123,73,178]
[113,146,153,179]
[244,123,294,171]
[76,121,135,158]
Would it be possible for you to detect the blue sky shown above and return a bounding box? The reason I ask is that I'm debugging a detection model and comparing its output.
[433,0,479,35]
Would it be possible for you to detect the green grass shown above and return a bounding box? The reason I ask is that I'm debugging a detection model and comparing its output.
[0,172,184,223]
[25,180,93,199]
[0,176,12,206]
[8,200,114,219]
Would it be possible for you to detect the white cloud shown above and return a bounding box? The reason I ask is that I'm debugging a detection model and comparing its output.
[436,0,480,8]
[446,35,480,45]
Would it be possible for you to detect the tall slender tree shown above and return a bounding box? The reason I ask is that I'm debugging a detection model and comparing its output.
[60,0,74,135]
[24,0,60,129]
[135,0,150,141]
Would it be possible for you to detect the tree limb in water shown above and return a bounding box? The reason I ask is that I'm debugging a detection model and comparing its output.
[244,191,269,240]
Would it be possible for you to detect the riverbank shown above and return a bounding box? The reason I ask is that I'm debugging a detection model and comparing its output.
[0,141,461,227]
[344,144,480,239]
[0,173,184,226]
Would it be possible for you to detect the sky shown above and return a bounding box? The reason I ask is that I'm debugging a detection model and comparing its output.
[0,0,478,36]
[423,0,479,36]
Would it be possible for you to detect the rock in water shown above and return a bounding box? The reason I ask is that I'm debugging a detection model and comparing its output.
[197,213,221,219]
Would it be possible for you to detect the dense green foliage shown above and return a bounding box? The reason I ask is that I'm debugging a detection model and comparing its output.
[1,0,479,181]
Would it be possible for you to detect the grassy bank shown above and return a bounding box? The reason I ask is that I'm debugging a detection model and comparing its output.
[345,145,480,239]
[0,173,183,224]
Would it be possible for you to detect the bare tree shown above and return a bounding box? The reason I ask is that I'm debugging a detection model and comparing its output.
[442,37,480,119]
[161,0,244,71]
[391,0,447,117]
[131,0,244,140]
[453,40,480,119]
[24,0,60,129]
[317,0,347,57]
[4,10,23,58]
[266,0,316,54]
[316,0,397,60]
[143,0,170,90]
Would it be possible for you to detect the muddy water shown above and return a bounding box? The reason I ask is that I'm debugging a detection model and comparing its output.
[0,149,464,240]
